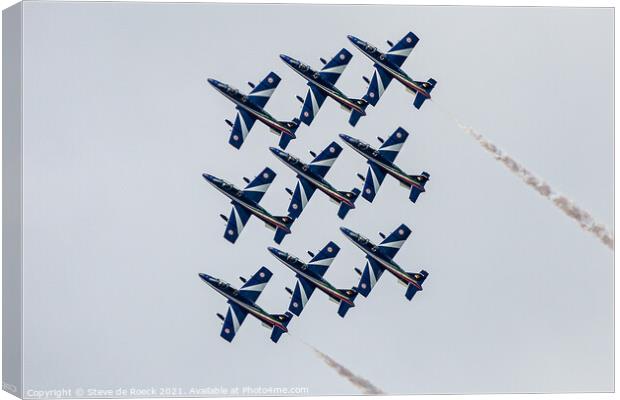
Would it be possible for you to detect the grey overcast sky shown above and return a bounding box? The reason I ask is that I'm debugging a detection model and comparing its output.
[20,2,612,396]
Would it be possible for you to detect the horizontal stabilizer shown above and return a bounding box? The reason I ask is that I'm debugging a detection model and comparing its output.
[337,188,361,219]
[337,287,358,318]
[276,118,300,149]
[413,78,437,109]
[405,270,429,301]
[409,172,430,203]
[273,216,295,244]
[270,312,293,343]
[348,98,370,127]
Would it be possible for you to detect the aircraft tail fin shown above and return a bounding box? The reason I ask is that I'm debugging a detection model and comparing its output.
[277,118,300,150]
[337,287,358,318]
[273,216,295,244]
[408,171,430,203]
[404,270,429,301]
[337,188,361,219]
[270,311,293,343]
[278,118,301,150]
[413,78,437,109]
[348,98,370,127]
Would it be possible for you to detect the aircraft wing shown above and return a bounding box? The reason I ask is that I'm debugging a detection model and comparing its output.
[299,83,327,126]
[378,223,412,259]
[287,176,317,219]
[220,302,248,342]
[356,258,385,297]
[361,161,387,202]
[318,48,353,85]
[247,72,281,109]
[241,167,276,204]
[239,266,273,303]
[385,31,419,68]
[307,241,340,277]
[288,276,316,316]
[378,127,409,163]
[308,141,343,178]
[363,65,393,107]
[229,108,257,149]
[223,202,252,243]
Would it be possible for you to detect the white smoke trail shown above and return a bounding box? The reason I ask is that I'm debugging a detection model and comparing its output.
[291,335,385,395]
[310,346,385,395]
[457,122,614,250]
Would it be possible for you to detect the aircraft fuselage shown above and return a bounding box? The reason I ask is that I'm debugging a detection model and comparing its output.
[204,175,291,233]
[341,229,422,289]
[208,79,294,137]
[199,273,287,332]
[280,55,365,114]
[341,136,424,191]
[348,39,430,98]
[270,148,354,207]
[269,249,353,305]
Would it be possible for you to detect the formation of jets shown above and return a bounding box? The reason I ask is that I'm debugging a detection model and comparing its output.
[200,31,436,343]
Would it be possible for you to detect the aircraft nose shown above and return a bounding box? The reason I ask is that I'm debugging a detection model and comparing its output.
[347,35,358,43]
[267,246,279,256]
[269,147,283,157]
[207,78,219,87]
[202,173,214,182]
[339,133,354,143]
[198,273,211,282]
[340,226,352,236]
[279,54,294,64]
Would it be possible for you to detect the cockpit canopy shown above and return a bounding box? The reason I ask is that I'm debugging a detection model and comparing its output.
[365,43,377,54]
[286,255,299,264]
[357,140,370,150]
[225,86,239,96]
[287,155,300,165]
[300,63,310,72]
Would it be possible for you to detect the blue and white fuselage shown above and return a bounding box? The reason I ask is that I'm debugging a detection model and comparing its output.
[346,36,431,99]
[339,134,426,191]
[279,54,365,115]
[198,273,287,333]
[340,227,422,289]
[268,247,354,305]
[270,147,355,208]
[203,174,291,233]
[208,78,296,138]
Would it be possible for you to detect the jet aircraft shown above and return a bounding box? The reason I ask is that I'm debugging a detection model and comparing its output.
[268,242,358,318]
[340,224,429,301]
[202,167,293,243]
[198,268,292,343]
[339,127,430,204]
[208,72,300,149]
[279,50,368,130]
[347,32,437,126]
[269,141,360,238]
